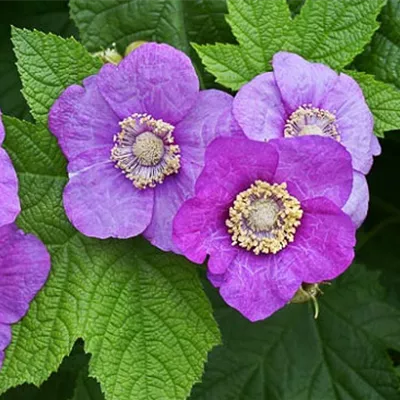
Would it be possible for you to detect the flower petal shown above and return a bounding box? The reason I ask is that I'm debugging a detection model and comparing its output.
[0,224,50,325]
[173,196,238,274]
[270,136,353,208]
[216,250,302,322]
[342,171,369,228]
[233,72,286,141]
[144,164,195,253]
[272,52,338,113]
[0,148,20,227]
[195,137,279,201]
[49,76,119,163]
[290,197,355,283]
[320,73,375,174]
[175,89,244,168]
[98,43,199,124]
[64,158,153,239]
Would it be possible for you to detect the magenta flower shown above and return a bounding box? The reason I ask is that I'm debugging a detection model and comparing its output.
[233,52,381,227]
[49,43,242,252]
[0,111,20,225]
[173,136,356,321]
[0,116,51,369]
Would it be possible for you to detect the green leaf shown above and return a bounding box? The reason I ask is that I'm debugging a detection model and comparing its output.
[1,28,220,400]
[190,266,400,400]
[69,0,235,88]
[356,0,400,89]
[195,0,385,90]
[11,27,102,124]
[0,0,77,119]
[0,116,219,400]
[346,70,400,138]
[70,0,234,53]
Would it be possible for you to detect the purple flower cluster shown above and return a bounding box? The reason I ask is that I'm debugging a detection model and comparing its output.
[47,45,379,322]
[0,114,50,368]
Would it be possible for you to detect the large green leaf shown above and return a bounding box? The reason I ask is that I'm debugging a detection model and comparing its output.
[0,116,219,400]
[190,266,400,400]
[356,0,400,89]
[0,28,220,400]
[69,0,235,88]
[194,0,385,91]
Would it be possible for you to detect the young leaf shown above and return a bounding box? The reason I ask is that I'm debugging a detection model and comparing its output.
[11,27,102,124]
[190,266,400,400]
[356,0,400,90]
[195,0,385,90]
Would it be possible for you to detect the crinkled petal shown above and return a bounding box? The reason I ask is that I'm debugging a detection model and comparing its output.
[173,196,238,275]
[272,52,338,113]
[216,251,302,322]
[195,137,279,201]
[49,75,119,163]
[270,136,353,208]
[175,89,244,168]
[320,73,375,174]
[342,171,369,228]
[64,156,154,239]
[290,197,355,283]
[98,43,199,124]
[0,224,50,324]
[0,323,11,368]
[233,72,286,141]
[0,148,20,227]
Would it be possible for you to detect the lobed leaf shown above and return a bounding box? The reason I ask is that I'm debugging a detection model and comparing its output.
[195,0,385,90]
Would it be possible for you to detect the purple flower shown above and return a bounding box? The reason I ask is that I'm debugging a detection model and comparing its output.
[173,136,356,321]
[0,115,51,369]
[233,52,381,227]
[49,43,242,252]
[0,224,50,368]
[0,112,20,225]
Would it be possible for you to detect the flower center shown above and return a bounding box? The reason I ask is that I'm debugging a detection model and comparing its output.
[226,181,303,255]
[132,131,164,166]
[284,105,340,141]
[111,113,180,189]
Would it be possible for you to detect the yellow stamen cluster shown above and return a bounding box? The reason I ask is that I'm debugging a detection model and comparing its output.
[226,181,303,255]
[111,113,180,189]
[284,105,340,141]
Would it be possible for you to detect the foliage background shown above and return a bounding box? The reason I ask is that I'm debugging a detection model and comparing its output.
[0,0,399,399]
